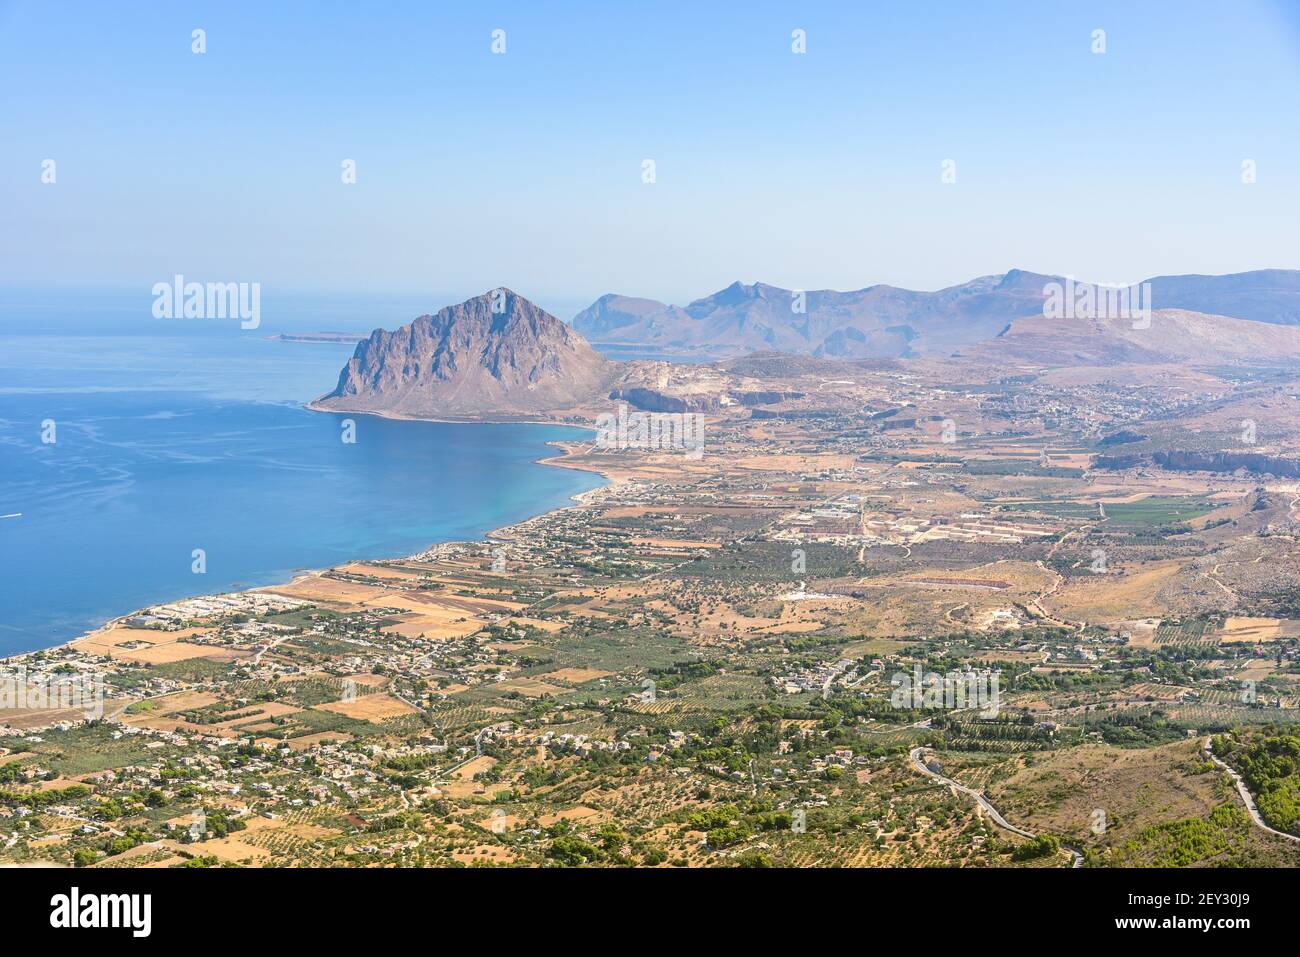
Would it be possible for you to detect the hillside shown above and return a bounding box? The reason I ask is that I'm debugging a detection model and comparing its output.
[960,308,1300,366]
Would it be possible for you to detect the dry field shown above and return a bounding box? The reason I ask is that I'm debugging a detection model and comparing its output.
[380,612,486,640]
[123,698,304,736]
[449,756,494,779]
[71,626,235,665]
[1045,560,1184,623]
[1219,617,1300,642]
[958,739,1298,864]
[961,741,1223,840]
[1128,683,1190,701]
[732,453,858,472]
[336,562,428,580]
[490,677,568,698]
[255,730,352,751]
[545,668,615,684]
[316,693,419,722]
[262,577,385,606]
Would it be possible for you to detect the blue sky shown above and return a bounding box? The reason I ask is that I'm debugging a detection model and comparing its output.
[3,0,1300,317]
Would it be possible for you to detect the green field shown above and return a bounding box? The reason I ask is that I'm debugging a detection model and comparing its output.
[998,496,1218,528]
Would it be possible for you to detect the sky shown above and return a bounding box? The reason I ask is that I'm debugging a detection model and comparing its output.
[3,0,1300,319]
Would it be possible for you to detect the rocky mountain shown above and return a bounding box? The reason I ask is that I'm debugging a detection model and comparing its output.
[313,289,617,418]
[573,269,1300,360]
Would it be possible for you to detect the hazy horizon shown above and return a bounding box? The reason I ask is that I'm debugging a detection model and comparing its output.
[4,260,1299,337]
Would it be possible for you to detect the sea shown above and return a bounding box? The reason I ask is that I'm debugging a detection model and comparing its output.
[0,291,603,657]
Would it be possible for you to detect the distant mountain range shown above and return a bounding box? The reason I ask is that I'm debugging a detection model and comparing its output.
[312,271,1300,422]
[573,269,1300,360]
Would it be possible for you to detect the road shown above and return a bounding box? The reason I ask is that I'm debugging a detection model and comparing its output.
[432,749,486,784]
[910,747,1083,867]
[251,633,292,665]
[1203,737,1300,845]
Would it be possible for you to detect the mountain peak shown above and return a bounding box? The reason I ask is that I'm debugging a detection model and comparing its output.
[314,290,616,418]
[713,280,758,303]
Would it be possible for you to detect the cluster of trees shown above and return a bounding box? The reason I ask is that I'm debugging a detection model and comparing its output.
[648,657,720,692]
[663,801,799,851]
[543,820,668,867]
[0,783,89,809]
[367,811,421,834]
[1216,731,1300,835]
[1010,834,1059,861]
[97,827,154,862]
[1014,670,1112,693]
[1088,711,1184,748]
[1112,804,1246,867]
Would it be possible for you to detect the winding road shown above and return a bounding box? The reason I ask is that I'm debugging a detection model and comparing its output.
[909,747,1083,867]
[1203,737,1300,846]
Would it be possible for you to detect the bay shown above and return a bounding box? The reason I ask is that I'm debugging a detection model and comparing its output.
[0,325,601,656]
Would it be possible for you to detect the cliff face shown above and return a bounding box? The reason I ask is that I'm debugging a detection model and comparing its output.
[607,387,720,413]
[1153,450,1300,477]
[314,289,617,418]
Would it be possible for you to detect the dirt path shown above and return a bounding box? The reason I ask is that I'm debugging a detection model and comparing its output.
[1025,561,1081,631]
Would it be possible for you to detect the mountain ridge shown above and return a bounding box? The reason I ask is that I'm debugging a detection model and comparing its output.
[573,268,1300,360]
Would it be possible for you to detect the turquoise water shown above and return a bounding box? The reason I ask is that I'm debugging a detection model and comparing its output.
[0,320,601,656]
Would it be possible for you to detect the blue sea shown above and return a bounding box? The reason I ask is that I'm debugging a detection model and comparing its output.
[0,295,603,656]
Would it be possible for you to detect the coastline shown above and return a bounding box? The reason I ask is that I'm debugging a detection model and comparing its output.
[303,397,596,430]
[8,408,616,665]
